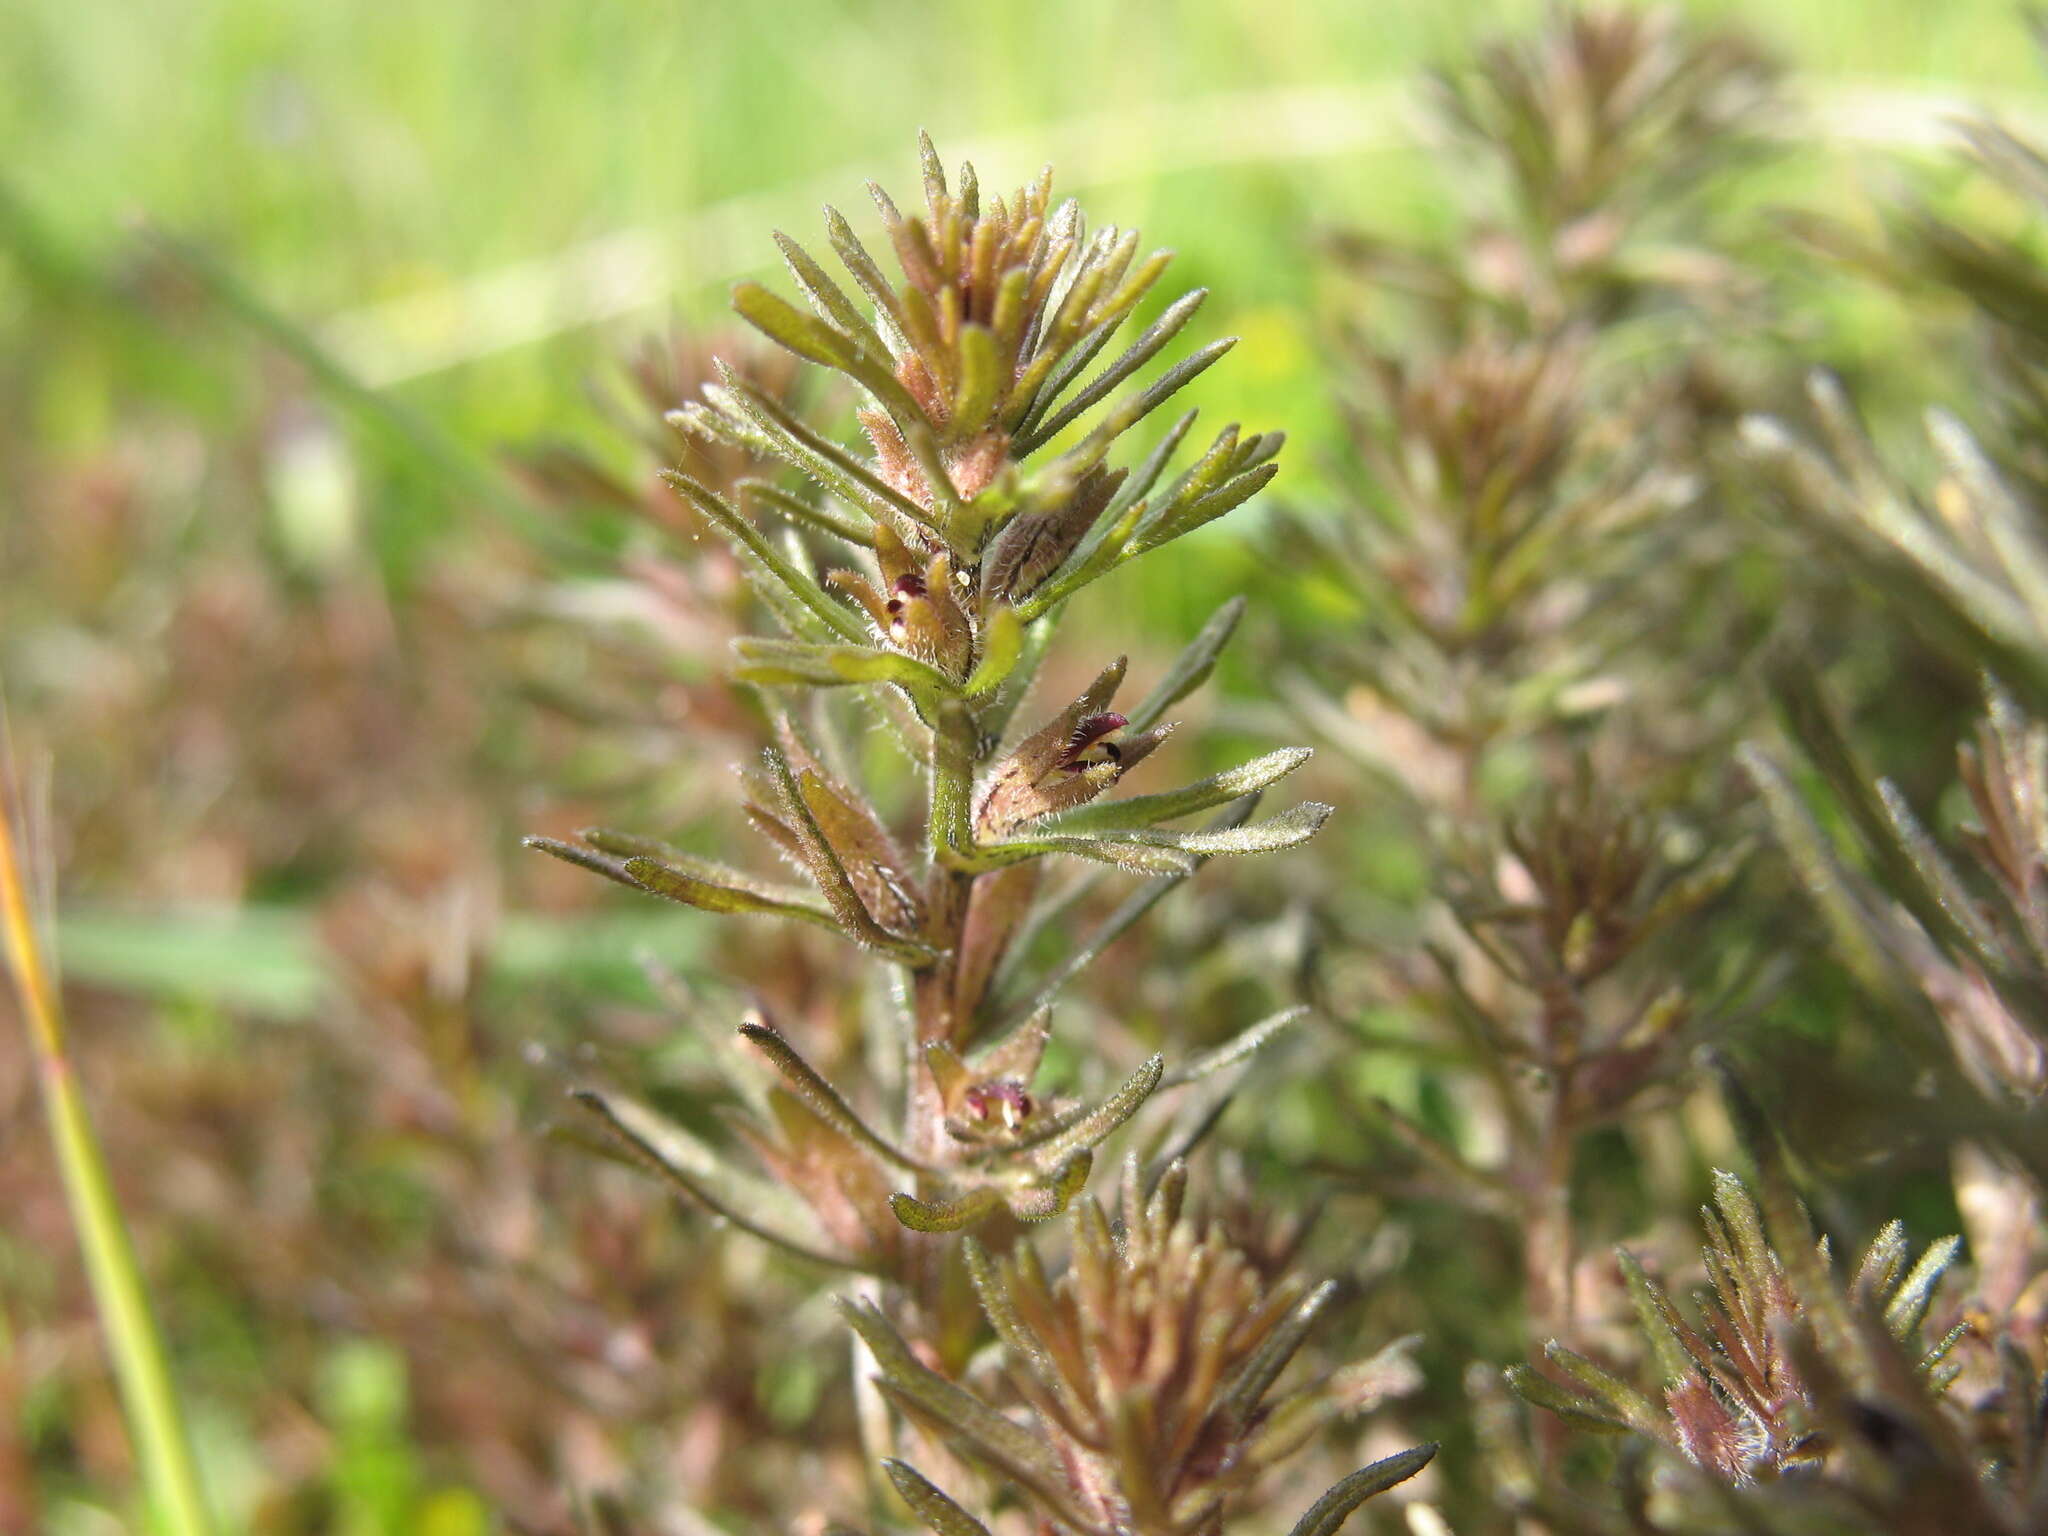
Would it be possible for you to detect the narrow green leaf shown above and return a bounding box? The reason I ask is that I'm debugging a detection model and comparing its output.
[662,470,866,642]
[1011,1151,1093,1221]
[1140,425,1241,539]
[968,832,1199,877]
[1073,338,1236,468]
[741,479,870,547]
[1930,407,2048,623]
[1126,595,1245,733]
[916,129,947,214]
[1618,1249,1695,1386]
[739,1021,929,1173]
[962,1239,1064,1398]
[575,1089,859,1270]
[1766,663,1993,960]
[1744,404,2038,650]
[1878,778,2004,958]
[1704,1053,1857,1358]
[1130,461,1280,553]
[824,205,910,355]
[704,371,937,535]
[1502,1364,1631,1433]
[839,1299,1087,1525]
[1852,1220,1911,1306]
[964,604,1025,697]
[1221,1280,1336,1425]
[1883,1235,1961,1340]
[575,829,816,903]
[1009,304,1131,440]
[881,1461,993,1536]
[1543,1342,1664,1435]
[524,835,851,938]
[978,800,1329,874]
[1164,1006,1307,1086]
[1636,837,1753,946]
[734,637,958,712]
[1737,744,1905,1001]
[1017,289,1208,454]
[1149,800,1333,855]
[733,280,863,372]
[1025,1054,1164,1173]
[774,232,891,365]
[623,856,844,926]
[1285,1446,1438,1536]
[522,833,653,890]
[995,799,1255,1028]
[888,1186,1005,1232]
[759,747,936,963]
[1921,1320,1971,1377]
[1039,749,1311,834]
[1107,408,1197,517]
[951,323,1001,440]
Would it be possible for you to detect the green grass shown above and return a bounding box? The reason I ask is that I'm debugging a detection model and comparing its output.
[7,0,2029,670]
[7,2,2034,648]
[9,0,2036,412]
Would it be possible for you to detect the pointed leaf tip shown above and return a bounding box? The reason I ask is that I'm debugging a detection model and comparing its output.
[1287,1445,1438,1536]
[881,1461,993,1536]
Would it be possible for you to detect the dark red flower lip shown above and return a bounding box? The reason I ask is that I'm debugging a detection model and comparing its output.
[886,571,928,616]
[1059,712,1128,771]
[963,1079,1035,1128]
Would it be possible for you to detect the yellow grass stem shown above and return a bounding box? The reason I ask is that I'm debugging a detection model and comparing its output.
[0,757,216,1536]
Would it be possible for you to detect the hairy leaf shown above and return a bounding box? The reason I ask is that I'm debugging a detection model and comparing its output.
[1285,1446,1439,1536]
[574,1089,859,1270]
[880,1461,993,1536]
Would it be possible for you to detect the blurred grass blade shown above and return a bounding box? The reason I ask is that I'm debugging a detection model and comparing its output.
[145,228,581,567]
[0,740,216,1536]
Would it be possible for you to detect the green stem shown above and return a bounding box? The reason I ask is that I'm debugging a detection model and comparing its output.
[929,698,978,867]
[1524,983,1582,1345]
[44,1058,216,1536]
[1,771,215,1536]
[899,698,987,1322]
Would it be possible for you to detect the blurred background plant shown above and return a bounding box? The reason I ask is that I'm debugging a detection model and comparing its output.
[8,1,2048,1533]
[1242,4,2048,1531]
[1253,10,1794,1501]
